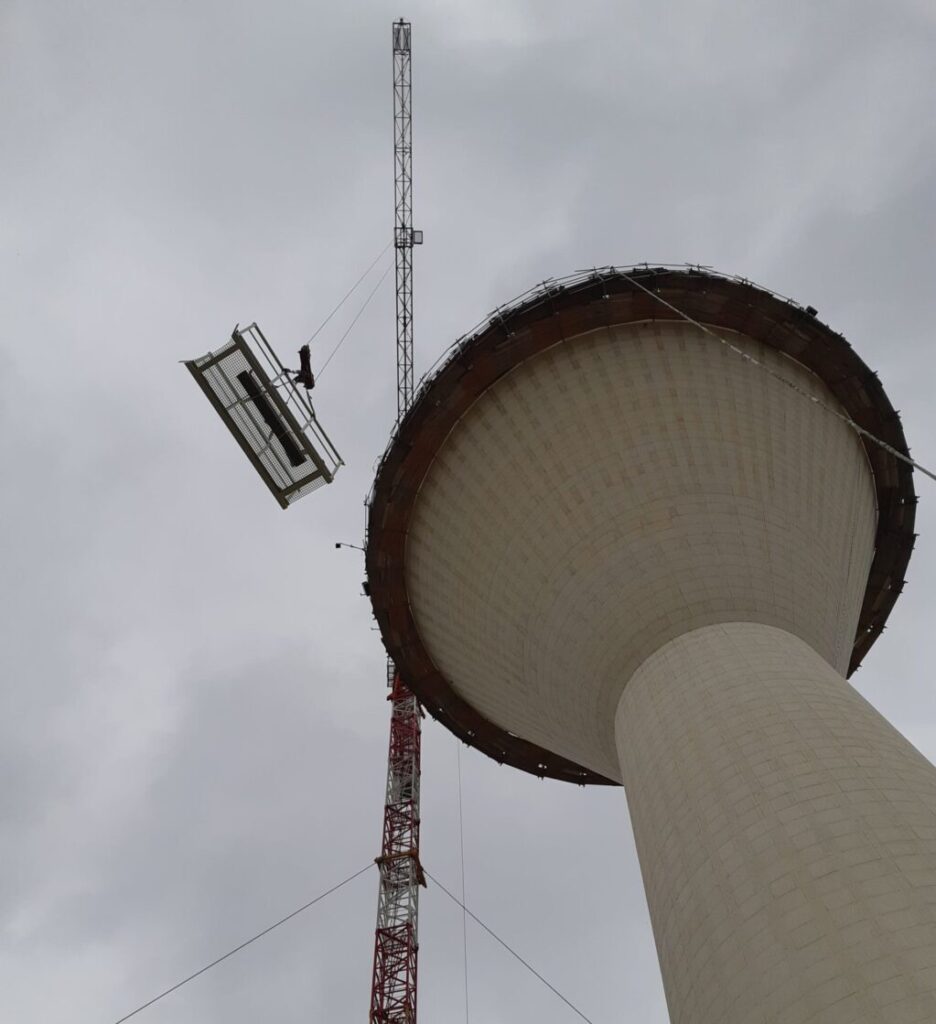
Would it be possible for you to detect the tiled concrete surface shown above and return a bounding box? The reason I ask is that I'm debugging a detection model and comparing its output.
[617,623,936,1024]
[406,321,877,779]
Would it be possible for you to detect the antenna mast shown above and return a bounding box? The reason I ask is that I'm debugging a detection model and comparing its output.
[369,19,424,1024]
[392,19,421,424]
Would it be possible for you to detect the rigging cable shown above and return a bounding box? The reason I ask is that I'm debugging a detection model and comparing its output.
[618,269,936,483]
[317,261,395,378]
[426,869,598,1024]
[305,239,392,349]
[457,742,470,1024]
[110,862,374,1024]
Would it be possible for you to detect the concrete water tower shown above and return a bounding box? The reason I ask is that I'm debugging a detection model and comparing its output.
[365,266,934,1023]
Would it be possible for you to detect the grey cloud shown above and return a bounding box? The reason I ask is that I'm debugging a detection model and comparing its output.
[2,1,934,1021]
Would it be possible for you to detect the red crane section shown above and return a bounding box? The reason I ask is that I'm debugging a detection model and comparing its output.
[370,674,425,1024]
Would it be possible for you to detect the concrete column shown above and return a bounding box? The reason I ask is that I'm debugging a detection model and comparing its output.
[616,622,936,1024]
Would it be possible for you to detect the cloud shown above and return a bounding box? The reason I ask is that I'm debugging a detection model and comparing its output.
[1,2,934,1022]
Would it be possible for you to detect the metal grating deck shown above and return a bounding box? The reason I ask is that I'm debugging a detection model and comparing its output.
[186,325,342,508]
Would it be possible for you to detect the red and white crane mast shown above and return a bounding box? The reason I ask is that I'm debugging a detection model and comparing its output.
[369,19,424,1024]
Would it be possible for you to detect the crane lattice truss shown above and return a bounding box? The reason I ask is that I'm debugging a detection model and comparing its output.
[370,675,424,1024]
[392,19,416,423]
[370,19,424,1024]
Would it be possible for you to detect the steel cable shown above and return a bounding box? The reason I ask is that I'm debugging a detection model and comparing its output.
[456,742,470,1024]
[110,862,374,1024]
[317,261,394,378]
[619,269,936,483]
[305,240,392,349]
[426,869,598,1024]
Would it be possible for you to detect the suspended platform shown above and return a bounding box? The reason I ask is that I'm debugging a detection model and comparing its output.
[185,324,342,508]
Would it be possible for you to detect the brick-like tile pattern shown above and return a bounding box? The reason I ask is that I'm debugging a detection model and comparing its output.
[406,322,877,779]
[617,622,936,1024]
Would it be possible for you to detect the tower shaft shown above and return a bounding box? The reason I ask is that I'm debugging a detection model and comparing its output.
[617,622,936,1023]
[370,19,422,1024]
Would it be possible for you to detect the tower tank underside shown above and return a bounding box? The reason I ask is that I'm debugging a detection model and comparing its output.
[406,320,876,781]
[366,268,916,785]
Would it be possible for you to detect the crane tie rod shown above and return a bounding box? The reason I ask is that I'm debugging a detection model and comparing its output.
[618,269,936,484]
[425,868,599,1024]
[110,862,374,1024]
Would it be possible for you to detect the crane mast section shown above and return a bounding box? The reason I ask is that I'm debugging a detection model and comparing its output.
[370,20,423,1024]
[370,675,424,1024]
[392,19,419,425]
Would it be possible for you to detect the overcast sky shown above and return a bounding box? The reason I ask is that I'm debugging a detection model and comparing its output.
[2,2,936,1022]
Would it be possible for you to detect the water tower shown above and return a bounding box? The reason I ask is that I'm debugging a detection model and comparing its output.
[365,266,936,1023]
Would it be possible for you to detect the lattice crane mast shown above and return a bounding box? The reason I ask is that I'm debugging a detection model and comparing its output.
[369,19,424,1024]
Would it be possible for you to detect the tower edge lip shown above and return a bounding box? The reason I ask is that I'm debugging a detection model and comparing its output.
[365,266,917,786]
